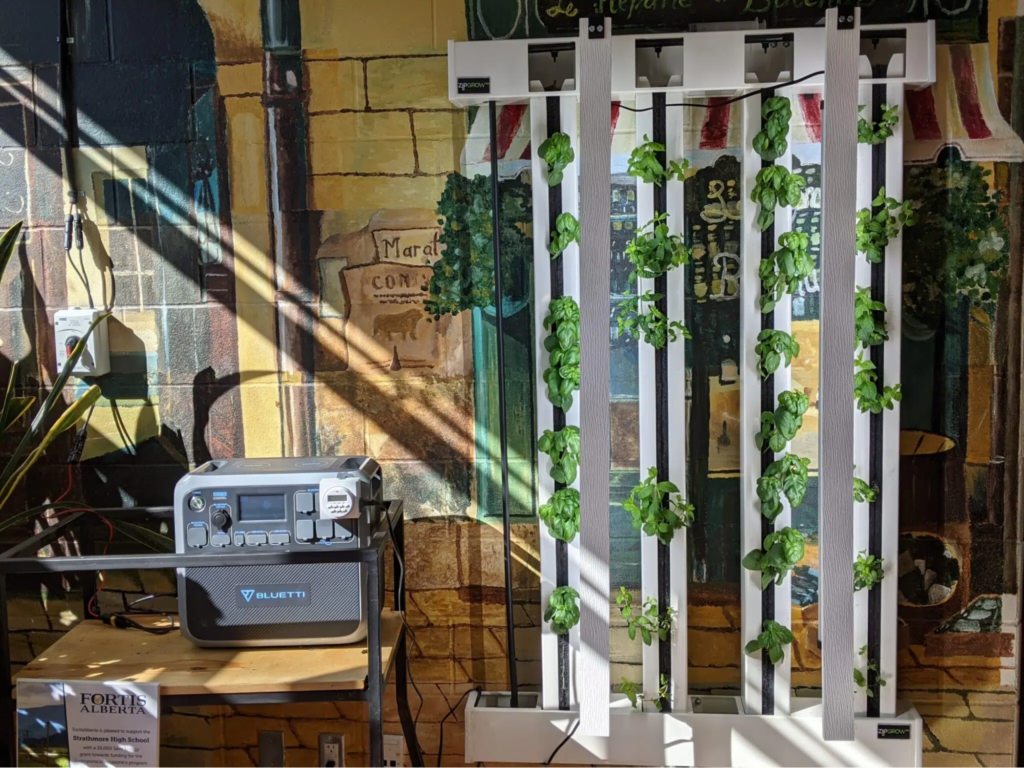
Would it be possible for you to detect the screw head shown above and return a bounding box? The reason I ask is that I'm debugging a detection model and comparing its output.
[589,24,595,32]
[597,24,603,32]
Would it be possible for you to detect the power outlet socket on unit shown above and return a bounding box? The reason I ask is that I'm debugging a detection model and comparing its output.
[319,733,345,767]
[382,734,405,767]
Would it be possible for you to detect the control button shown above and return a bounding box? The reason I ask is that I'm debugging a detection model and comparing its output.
[295,491,315,514]
[315,518,335,540]
[211,533,230,547]
[188,495,205,512]
[269,532,290,545]
[211,509,231,531]
[295,518,315,541]
[245,532,268,546]
[233,532,245,547]
[186,524,208,548]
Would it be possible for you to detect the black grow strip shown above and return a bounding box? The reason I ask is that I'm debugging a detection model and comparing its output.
[652,93,672,713]
[867,80,886,715]
[760,88,777,716]
[547,95,571,712]
[489,100,519,709]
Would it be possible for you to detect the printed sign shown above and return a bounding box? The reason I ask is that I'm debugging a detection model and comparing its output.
[18,679,160,767]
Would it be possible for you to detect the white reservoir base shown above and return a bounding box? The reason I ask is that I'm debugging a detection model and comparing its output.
[464,692,922,767]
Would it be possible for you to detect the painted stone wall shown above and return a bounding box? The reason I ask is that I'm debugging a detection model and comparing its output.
[0,0,1022,767]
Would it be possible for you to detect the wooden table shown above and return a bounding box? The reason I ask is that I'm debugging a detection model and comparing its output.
[15,612,404,696]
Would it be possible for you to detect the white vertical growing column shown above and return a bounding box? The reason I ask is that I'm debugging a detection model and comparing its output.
[740,92,764,717]
[740,86,800,718]
[878,73,905,718]
[531,85,581,712]
[633,88,689,713]
[852,79,874,717]
[852,57,908,717]
[665,92,689,714]
[634,92,660,707]
[769,90,795,719]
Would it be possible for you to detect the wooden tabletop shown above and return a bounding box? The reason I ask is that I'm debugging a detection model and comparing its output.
[14,612,404,696]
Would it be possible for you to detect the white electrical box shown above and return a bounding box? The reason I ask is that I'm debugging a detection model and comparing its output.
[55,308,110,377]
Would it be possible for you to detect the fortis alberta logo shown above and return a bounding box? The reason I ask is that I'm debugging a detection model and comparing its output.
[79,692,148,715]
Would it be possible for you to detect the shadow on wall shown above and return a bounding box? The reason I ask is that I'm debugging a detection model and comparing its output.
[0,0,481,519]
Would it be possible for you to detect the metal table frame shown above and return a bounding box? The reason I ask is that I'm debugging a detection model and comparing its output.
[0,500,424,767]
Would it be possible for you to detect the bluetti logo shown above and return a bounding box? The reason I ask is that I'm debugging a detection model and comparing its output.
[236,584,311,608]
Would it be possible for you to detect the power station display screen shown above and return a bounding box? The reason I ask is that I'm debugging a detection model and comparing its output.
[237,494,287,521]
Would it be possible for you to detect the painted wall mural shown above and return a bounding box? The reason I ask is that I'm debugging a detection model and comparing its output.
[0,0,1020,765]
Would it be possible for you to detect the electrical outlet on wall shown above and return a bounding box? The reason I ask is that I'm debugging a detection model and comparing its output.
[382,735,405,767]
[318,733,345,767]
[54,308,110,377]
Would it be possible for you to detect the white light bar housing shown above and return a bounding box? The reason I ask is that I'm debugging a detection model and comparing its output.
[449,22,934,105]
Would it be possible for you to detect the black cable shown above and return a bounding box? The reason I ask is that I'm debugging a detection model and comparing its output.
[64,205,90,298]
[100,612,178,635]
[109,399,138,456]
[67,403,95,464]
[382,505,419,650]
[56,0,78,207]
[542,719,580,766]
[408,656,424,729]
[100,590,180,635]
[75,210,94,309]
[617,70,825,113]
[382,505,430,764]
[57,0,97,308]
[126,593,177,610]
[434,687,479,768]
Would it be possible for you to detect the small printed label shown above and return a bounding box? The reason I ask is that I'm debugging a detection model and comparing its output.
[457,77,490,95]
[237,584,311,608]
[877,724,911,740]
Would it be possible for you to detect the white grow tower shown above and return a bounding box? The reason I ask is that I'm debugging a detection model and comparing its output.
[449,9,936,766]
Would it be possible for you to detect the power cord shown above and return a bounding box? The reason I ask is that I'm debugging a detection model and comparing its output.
[67,403,95,465]
[542,719,580,766]
[434,686,480,768]
[109,398,138,456]
[100,593,179,635]
[64,203,93,307]
[379,503,430,764]
[617,69,825,113]
[380,503,420,648]
[100,611,178,635]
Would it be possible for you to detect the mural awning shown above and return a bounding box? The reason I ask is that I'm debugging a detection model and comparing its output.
[462,102,628,170]
[905,44,1024,165]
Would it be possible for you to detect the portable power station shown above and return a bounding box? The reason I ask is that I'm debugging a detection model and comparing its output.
[174,456,384,647]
